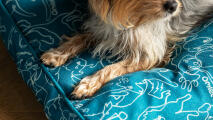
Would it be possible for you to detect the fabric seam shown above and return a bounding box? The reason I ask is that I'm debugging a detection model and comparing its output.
[0,1,85,120]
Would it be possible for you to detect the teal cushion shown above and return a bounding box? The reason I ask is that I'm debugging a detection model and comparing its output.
[0,0,213,119]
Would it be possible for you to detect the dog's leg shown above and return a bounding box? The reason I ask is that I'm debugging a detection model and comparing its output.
[71,58,156,99]
[41,34,88,67]
[71,44,176,99]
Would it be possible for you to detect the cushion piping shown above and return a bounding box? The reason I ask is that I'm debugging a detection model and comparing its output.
[0,1,85,120]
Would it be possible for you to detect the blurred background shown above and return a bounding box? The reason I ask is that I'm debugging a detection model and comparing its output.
[0,37,46,120]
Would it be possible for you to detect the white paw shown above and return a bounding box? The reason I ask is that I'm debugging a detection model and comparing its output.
[71,75,102,99]
[41,49,69,67]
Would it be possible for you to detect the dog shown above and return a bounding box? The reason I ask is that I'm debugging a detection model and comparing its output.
[41,0,213,99]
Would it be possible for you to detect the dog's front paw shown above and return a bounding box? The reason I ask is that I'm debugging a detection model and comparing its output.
[41,49,69,67]
[71,75,102,100]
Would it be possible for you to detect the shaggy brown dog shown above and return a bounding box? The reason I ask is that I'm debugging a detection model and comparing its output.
[41,0,213,99]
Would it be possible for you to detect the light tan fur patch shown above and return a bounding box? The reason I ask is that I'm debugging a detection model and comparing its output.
[41,34,88,67]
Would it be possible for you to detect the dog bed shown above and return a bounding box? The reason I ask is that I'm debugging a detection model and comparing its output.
[1,0,213,119]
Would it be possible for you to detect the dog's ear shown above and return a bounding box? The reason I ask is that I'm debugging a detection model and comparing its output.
[88,0,111,23]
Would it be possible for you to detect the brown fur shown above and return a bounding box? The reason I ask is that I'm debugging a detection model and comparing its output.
[41,34,88,67]
[41,0,181,99]
[41,33,174,99]
[71,44,174,98]
[89,0,169,28]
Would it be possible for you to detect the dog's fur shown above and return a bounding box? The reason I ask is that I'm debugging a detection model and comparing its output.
[41,0,213,99]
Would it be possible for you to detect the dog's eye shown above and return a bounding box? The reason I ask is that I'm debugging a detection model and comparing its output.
[108,0,113,6]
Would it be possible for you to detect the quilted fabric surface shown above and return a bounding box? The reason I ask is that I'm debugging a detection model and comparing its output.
[0,0,213,120]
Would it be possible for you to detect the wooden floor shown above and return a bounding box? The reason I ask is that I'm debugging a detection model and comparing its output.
[0,39,47,120]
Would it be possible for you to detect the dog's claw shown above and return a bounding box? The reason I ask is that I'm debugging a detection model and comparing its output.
[70,93,78,100]
[70,93,87,100]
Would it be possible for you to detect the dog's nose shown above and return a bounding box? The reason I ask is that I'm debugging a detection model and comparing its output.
[164,0,178,13]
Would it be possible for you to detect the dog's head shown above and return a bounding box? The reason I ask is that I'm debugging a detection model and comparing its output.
[89,0,181,29]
